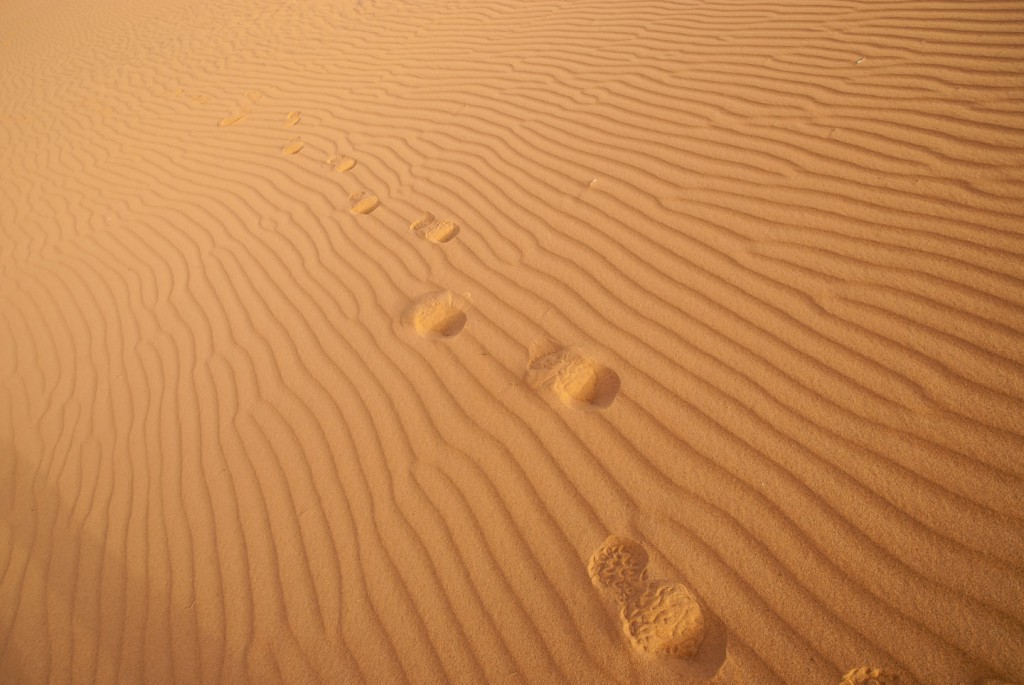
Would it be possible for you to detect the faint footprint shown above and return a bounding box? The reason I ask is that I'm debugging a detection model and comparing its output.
[246,90,263,103]
[282,138,305,155]
[328,154,357,173]
[526,340,619,411]
[218,109,248,127]
[348,191,380,214]
[410,212,460,244]
[840,667,901,685]
[286,110,301,128]
[405,291,468,339]
[589,535,706,659]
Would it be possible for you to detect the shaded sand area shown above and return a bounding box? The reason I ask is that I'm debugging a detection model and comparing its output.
[2,0,1023,682]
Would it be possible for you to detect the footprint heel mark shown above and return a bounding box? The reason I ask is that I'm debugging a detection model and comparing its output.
[328,155,357,173]
[840,667,901,685]
[286,110,302,128]
[526,340,619,411]
[410,212,460,244]
[620,581,705,658]
[282,138,305,155]
[588,535,648,601]
[405,291,468,339]
[349,191,379,214]
[588,535,708,660]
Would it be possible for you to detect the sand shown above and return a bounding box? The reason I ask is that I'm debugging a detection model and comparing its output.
[1,0,1022,682]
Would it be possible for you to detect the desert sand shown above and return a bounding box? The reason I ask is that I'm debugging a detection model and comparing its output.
[1,0,1023,682]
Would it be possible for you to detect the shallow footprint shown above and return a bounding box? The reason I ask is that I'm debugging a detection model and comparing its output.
[218,109,248,127]
[840,667,901,685]
[328,155,356,173]
[588,535,649,601]
[282,138,304,155]
[286,110,301,128]
[349,191,379,214]
[620,581,705,658]
[410,212,460,244]
[526,340,619,411]
[405,291,467,339]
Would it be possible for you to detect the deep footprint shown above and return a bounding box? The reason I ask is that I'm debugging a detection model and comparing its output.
[840,667,901,685]
[526,341,619,411]
[410,212,460,244]
[589,535,706,659]
[621,581,705,658]
[405,291,467,339]
[349,191,380,214]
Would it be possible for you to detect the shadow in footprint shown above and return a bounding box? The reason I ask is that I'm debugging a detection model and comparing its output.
[526,340,619,411]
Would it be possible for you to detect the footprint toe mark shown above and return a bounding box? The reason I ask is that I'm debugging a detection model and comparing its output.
[588,535,649,600]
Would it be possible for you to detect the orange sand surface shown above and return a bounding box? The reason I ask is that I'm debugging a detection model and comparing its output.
[2,0,1023,683]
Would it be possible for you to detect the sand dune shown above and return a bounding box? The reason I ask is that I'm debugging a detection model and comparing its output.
[1,0,1023,682]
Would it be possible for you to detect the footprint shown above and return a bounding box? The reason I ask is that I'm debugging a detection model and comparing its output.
[328,154,357,172]
[525,340,620,411]
[588,535,706,659]
[405,291,467,339]
[282,138,305,155]
[286,110,301,128]
[840,667,901,685]
[410,212,460,244]
[588,535,649,601]
[621,581,705,658]
[218,109,248,127]
[246,90,263,103]
[348,191,380,214]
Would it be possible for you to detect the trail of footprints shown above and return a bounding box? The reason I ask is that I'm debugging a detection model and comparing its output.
[210,96,935,680]
[218,95,619,411]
